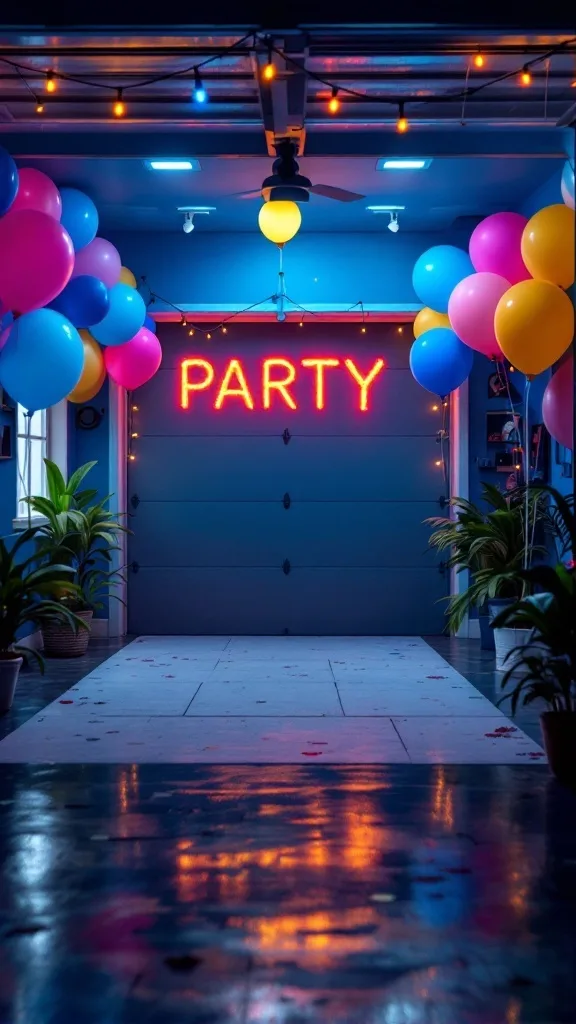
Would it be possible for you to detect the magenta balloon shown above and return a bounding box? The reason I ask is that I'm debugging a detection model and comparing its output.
[0,209,74,314]
[542,357,573,450]
[469,212,530,285]
[448,272,510,358]
[10,167,62,220]
[72,237,121,289]
[104,327,162,390]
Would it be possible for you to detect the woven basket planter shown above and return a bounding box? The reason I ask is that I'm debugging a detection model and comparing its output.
[42,610,93,658]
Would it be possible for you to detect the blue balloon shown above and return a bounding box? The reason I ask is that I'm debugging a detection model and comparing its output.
[412,246,474,313]
[144,314,155,332]
[59,187,99,251]
[561,159,575,208]
[0,310,13,335]
[409,328,473,397]
[0,145,18,216]
[49,275,109,329]
[0,309,84,412]
[91,282,146,347]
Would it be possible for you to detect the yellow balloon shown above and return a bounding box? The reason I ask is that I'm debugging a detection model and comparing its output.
[494,280,574,377]
[413,307,451,339]
[119,266,137,288]
[68,330,106,403]
[521,204,575,289]
[258,200,301,246]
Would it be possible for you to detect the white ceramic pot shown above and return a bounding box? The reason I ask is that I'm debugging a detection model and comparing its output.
[493,627,533,673]
[0,656,23,713]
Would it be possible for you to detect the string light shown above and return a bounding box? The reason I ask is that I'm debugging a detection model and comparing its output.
[129,453,136,461]
[113,89,125,117]
[473,53,485,68]
[131,432,139,438]
[396,101,408,133]
[221,326,228,334]
[432,404,439,412]
[180,315,188,328]
[435,460,442,467]
[328,87,340,114]
[397,326,404,334]
[188,328,195,336]
[193,68,207,104]
[299,320,304,327]
[263,39,276,81]
[132,405,139,412]
[35,100,44,114]
[360,326,367,334]
[520,66,532,86]
[45,71,57,93]
[206,332,212,339]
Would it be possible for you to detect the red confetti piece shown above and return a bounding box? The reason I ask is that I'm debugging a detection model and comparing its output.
[301,751,323,756]
[494,726,517,734]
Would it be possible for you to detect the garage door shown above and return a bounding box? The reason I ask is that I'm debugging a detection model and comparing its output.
[127,323,448,634]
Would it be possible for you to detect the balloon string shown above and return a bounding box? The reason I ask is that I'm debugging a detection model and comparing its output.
[523,378,531,571]
[26,411,32,529]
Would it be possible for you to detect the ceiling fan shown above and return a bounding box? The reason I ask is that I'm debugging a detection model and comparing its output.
[231,140,365,204]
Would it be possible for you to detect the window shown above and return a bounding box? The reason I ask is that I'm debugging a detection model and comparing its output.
[16,406,48,521]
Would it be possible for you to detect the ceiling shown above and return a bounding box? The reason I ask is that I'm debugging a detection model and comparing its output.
[0,23,573,232]
[19,154,565,233]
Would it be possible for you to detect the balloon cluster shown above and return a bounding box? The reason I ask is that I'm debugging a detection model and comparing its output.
[0,146,162,413]
[409,158,575,443]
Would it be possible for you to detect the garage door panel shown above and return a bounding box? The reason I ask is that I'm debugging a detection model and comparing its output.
[131,436,443,502]
[128,568,290,634]
[129,500,443,568]
[286,569,446,635]
[140,365,436,438]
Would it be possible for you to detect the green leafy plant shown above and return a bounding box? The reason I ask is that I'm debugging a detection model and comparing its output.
[25,460,128,613]
[0,528,86,670]
[493,487,576,715]
[425,483,547,633]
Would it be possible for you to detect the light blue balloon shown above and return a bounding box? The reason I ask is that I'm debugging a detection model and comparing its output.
[91,282,146,346]
[409,328,473,397]
[561,159,575,208]
[0,308,83,412]
[59,187,99,251]
[412,245,474,313]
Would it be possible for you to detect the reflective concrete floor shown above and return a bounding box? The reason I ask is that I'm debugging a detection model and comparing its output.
[0,639,574,1023]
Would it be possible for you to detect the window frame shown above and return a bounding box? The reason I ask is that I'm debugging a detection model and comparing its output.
[12,400,68,531]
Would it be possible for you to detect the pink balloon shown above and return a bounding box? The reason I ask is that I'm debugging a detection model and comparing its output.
[543,356,573,450]
[448,272,510,359]
[72,237,121,289]
[10,167,62,220]
[469,212,530,285]
[0,209,75,315]
[104,327,162,390]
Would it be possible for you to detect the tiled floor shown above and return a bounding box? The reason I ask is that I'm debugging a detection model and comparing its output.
[0,636,545,764]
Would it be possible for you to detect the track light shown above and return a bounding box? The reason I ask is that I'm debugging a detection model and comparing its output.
[45,71,56,93]
[396,102,408,133]
[328,87,340,115]
[387,212,400,233]
[263,39,276,81]
[183,212,195,234]
[113,89,125,117]
[520,66,532,86]
[193,68,207,104]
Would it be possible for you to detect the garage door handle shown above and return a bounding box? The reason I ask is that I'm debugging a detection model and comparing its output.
[283,492,291,509]
[282,559,291,575]
[282,428,291,445]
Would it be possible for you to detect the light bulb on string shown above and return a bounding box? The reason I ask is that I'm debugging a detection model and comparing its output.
[432,404,439,412]
[188,328,195,337]
[473,53,485,68]
[206,332,212,340]
[132,405,139,412]
[221,326,228,334]
[113,89,125,117]
[520,66,532,86]
[396,101,408,133]
[35,99,44,114]
[263,40,276,81]
[328,87,340,114]
[193,68,207,104]
[360,325,367,334]
[181,315,188,328]
[46,71,57,93]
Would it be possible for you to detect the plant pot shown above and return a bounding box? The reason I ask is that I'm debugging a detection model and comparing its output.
[492,626,532,672]
[478,607,495,651]
[0,656,23,713]
[541,712,576,784]
[42,610,93,658]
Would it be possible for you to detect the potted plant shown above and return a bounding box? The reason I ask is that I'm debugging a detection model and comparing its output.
[25,459,127,657]
[426,484,546,663]
[0,528,85,711]
[494,488,576,781]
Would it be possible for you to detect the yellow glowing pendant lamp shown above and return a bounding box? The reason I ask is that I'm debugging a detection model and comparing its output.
[258,200,302,246]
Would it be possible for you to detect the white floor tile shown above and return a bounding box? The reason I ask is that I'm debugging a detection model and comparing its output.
[337,682,503,717]
[209,663,335,683]
[78,660,218,683]
[186,680,343,717]
[391,716,546,764]
[40,683,200,717]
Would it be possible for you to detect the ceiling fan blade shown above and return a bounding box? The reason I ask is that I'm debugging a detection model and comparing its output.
[309,184,365,202]
[225,189,264,200]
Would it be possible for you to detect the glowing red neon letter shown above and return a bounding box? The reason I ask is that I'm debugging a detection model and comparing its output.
[301,358,340,410]
[180,358,215,409]
[344,358,385,411]
[214,359,254,410]
[262,358,297,409]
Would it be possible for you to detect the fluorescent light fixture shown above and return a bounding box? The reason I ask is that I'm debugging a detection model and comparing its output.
[177,206,215,212]
[366,204,406,212]
[147,159,200,171]
[377,158,432,170]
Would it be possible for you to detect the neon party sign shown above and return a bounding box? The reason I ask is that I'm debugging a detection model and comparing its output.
[179,356,385,412]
